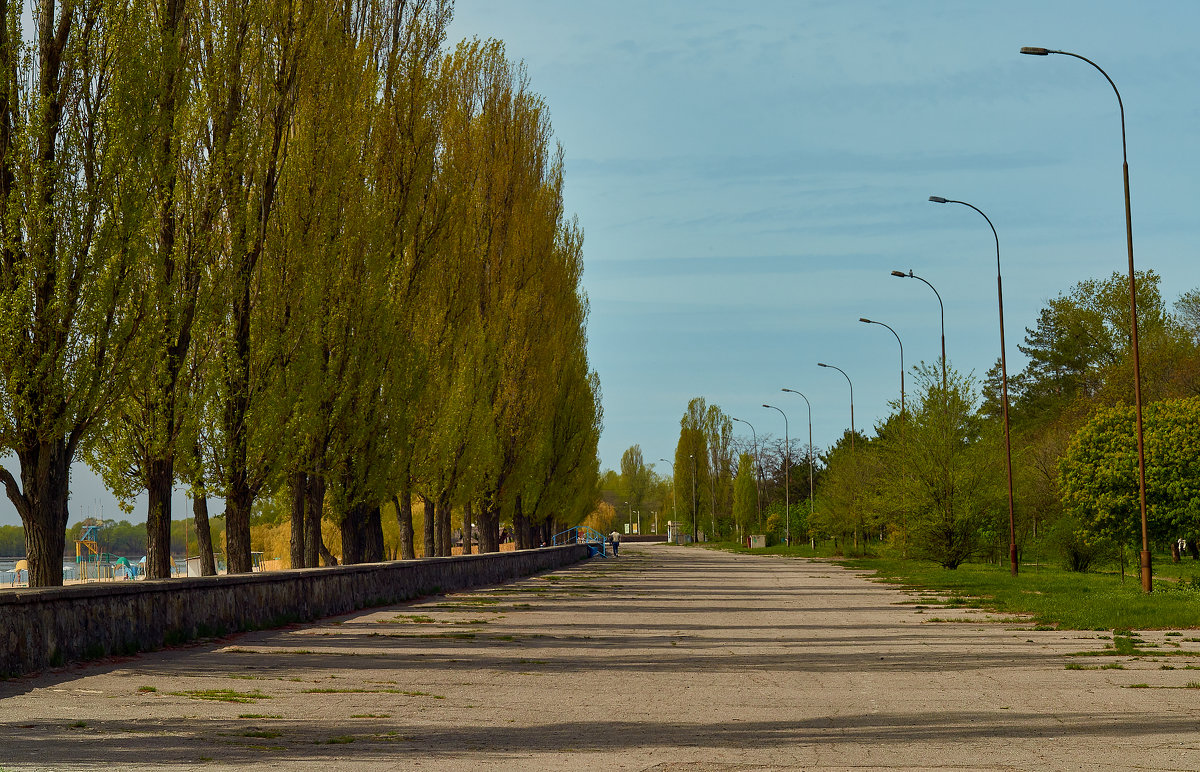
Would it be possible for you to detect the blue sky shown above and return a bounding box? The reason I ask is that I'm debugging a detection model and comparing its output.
[446,0,1200,476]
[3,1,1198,528]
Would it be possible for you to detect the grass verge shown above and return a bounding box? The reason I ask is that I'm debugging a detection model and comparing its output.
[711,543,1200,630]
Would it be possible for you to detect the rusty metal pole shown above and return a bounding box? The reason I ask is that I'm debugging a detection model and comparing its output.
[929,197,1018,576]
[892,270,947,390]
[860,318,905,415]
[1021,46,1151,592]
[781,388,815,537]
[762,404,790,545]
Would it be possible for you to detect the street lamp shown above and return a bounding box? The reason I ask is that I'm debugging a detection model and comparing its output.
[859,317,904,414]
[929,195,1017,577]
[762,404,790,546]
[781,388,814,540]
[731,417,763,526]
[1020,46,1151,592]
[817,362,855,451]
[892,269,947,389]
[658,458,678,533]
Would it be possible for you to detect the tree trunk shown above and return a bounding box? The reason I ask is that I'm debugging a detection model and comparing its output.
[436,493,452,556]
[513,495,529,550]
[341,504,364,565]
[420,494,435,558]
[192,495,217,576]
[9,442,72,587]
[289,471,306,569]
[477,498,499,553]
[319,537,338,566]
[363,504,384,563]
[395,491,415,560]
[145,456,174,579]
[1189,540,1199,560]
[432,496,445,557]
[1172,541,1181,563]
[462,499,473,555]
[225,484,253,574]
[305,473,325,568]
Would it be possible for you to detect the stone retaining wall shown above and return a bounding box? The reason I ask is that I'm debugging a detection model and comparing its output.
[0,545,589,678]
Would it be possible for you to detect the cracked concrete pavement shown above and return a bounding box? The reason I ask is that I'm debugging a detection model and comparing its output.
[2,543,1198,771]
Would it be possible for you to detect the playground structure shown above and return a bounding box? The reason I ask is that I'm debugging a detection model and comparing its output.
[74,524,140,581]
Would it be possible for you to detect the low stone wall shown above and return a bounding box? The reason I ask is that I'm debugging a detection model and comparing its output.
[0,545,589,678]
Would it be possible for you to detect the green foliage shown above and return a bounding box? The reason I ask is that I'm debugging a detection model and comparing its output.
[732,453,757,534]
[1045,514,1115,572]
[0,526,23,557]
[1007,270,1183,423]
[675,399,711,538]
[873,366,1002,568]
[620,446,651,518]
[812,429,876,552]
[1059,397,1200,546]
[1,1,601,581]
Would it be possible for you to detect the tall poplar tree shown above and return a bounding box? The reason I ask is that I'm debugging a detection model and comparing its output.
[0,0,145,585]
[199,0,311,573]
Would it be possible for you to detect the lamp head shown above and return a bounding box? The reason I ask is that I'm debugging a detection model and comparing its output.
[817,362,829,368]
[891,270,908,278]
[761,404,770,409]
[929,196,948,204]
[859,317,871,324]
[1020,46,1049,56]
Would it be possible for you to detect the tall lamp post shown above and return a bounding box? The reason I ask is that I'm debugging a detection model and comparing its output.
[658,458,678,537]
[929,195,1017,577]
[762,404,790,545]
[817,362,855,451]
[859,317,905,414]
[731,417,763,526]
[892,269,947,389]
[1020,46,1151,592]
[781,388,814,540]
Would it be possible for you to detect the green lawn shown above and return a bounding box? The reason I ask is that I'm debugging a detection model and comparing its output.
[709,541,1200,630]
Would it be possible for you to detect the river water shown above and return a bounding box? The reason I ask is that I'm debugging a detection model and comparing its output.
[1,557,83,583]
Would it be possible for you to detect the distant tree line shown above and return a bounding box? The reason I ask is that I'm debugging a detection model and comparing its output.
[0,0,601,586]
[813,270,1200,569]
[627,271,1200,572]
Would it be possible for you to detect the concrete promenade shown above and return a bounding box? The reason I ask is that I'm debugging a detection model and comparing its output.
[2,543,1199,771]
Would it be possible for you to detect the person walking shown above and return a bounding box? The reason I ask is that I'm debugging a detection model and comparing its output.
[610,530,621,557]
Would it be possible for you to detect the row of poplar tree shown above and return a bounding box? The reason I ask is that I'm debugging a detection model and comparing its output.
[0,0,602,586]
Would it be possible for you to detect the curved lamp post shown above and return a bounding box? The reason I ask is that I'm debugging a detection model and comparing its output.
[817,362,855,451]
[731,417,763,526]
[929,195,1017,577]
[859,317,904,414]
[892,269,946,389]
[658,458,678,534]
[1020,47,1150,592]
[762,404,790,545]
[781,388,814,536]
